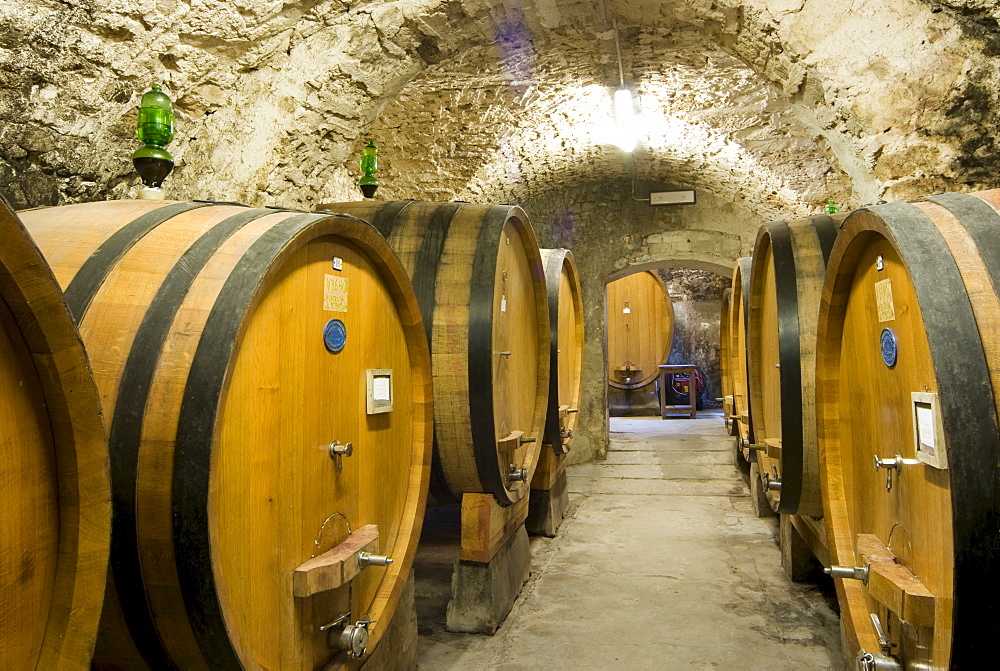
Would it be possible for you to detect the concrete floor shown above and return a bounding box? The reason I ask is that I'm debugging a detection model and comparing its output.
[413,413,841,670]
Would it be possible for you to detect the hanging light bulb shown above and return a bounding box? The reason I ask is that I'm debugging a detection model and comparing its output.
[613,88,636,152]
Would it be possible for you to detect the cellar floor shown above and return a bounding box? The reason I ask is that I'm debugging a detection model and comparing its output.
[413,412,841,670]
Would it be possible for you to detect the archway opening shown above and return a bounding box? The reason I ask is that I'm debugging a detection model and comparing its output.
[603,264,730,423]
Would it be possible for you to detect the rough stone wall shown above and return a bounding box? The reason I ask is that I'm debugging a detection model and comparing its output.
[0,0,490,209]
[4,0,1000,467]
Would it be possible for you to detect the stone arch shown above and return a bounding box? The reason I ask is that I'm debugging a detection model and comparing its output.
[607,230,740,282]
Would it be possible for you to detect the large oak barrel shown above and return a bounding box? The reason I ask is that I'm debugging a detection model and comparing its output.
[729,258,754,452]
[317,200,549,506]
[816,192,1000,668]
[719,288,737,436]
[747,214,841,515]
[539,249,584,454]
[18,201,432,670]
[0,197,109,669]
[606,270,674,389]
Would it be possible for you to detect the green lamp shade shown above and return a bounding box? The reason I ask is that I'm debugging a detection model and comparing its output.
[133,84,175,189]
[136,84,175,148]
[824,200,840,214]
[359,141,378,197]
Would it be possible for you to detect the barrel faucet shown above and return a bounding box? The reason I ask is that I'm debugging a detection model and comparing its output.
[320,612,372,659]
[358,551,393,568]
[873,453,919,491]
[329,441,353,473]
[509,465,528,482]
[824,564,870,584]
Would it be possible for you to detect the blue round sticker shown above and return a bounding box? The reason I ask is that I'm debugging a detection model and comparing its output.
[324,319,347,353]
[880,328,897,367]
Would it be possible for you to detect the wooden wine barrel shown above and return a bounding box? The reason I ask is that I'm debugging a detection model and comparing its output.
[0,197,109,669]
[539,249,584,454]
[18,201,432,670]
[316,200,549,506]
[816,192,1000,668]
[606,270,674,389]
[730,258,754,451]
[719,287,737,436]
[747,214,841,515]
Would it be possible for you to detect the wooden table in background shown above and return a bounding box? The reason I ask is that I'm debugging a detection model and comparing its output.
[658,364,697,419]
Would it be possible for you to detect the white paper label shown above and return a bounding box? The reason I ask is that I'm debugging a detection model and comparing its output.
[324,275,348,312]
[623,307,631,314]
[916,403,936,455]
[500,297,507,312]
[373,376,391,401]
[875,278,895,322]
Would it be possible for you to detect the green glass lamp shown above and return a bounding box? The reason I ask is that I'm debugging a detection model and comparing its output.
[133,84,175,197]
[824,199,840,214]
[359,141,378,198]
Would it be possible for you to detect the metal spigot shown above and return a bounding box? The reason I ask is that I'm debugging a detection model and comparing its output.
[856,650,902,671]
[873,453,919,491]
[329,441,353,473]
[560,427,574,438]
[520,436,536,444]
[824,564,870,584]
[765,475,782,492]
[509,465,528,482]
[339,621,372,658]
[358,551,393,568]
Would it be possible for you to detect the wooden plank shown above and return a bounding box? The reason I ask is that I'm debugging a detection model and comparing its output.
[788,514,830,568]
[764,438,782,461]
[460,493,530,564]
[293,525,379,597]
[531,449,567,492]
[856,534,935,627]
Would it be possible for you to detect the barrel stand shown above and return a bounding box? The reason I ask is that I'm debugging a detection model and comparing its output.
[780,514,829,582]
[526,447,569,537]
[446,493,531,634]
[360,569,418,670]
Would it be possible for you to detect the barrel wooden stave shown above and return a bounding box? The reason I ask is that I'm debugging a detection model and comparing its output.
[730,258,754,448]
[748,215,841,516]
[19,201,432,670]
[818,192,1000,668]
[540,249,584,453]
[320,200,549,507]
[0,197,109,669]
[606,270,674,389]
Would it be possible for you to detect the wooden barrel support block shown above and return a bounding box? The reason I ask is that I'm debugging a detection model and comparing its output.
[817,193,1000,668]
[730,258,755,447]
[0,196,109,669]
[606,270,674,389]
[20,201,432,670]
[540,249,584,455]
[748,215,841,516]
[319,200,550,507]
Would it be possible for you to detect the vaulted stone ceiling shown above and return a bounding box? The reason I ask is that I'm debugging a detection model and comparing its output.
[3,0,999,215]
